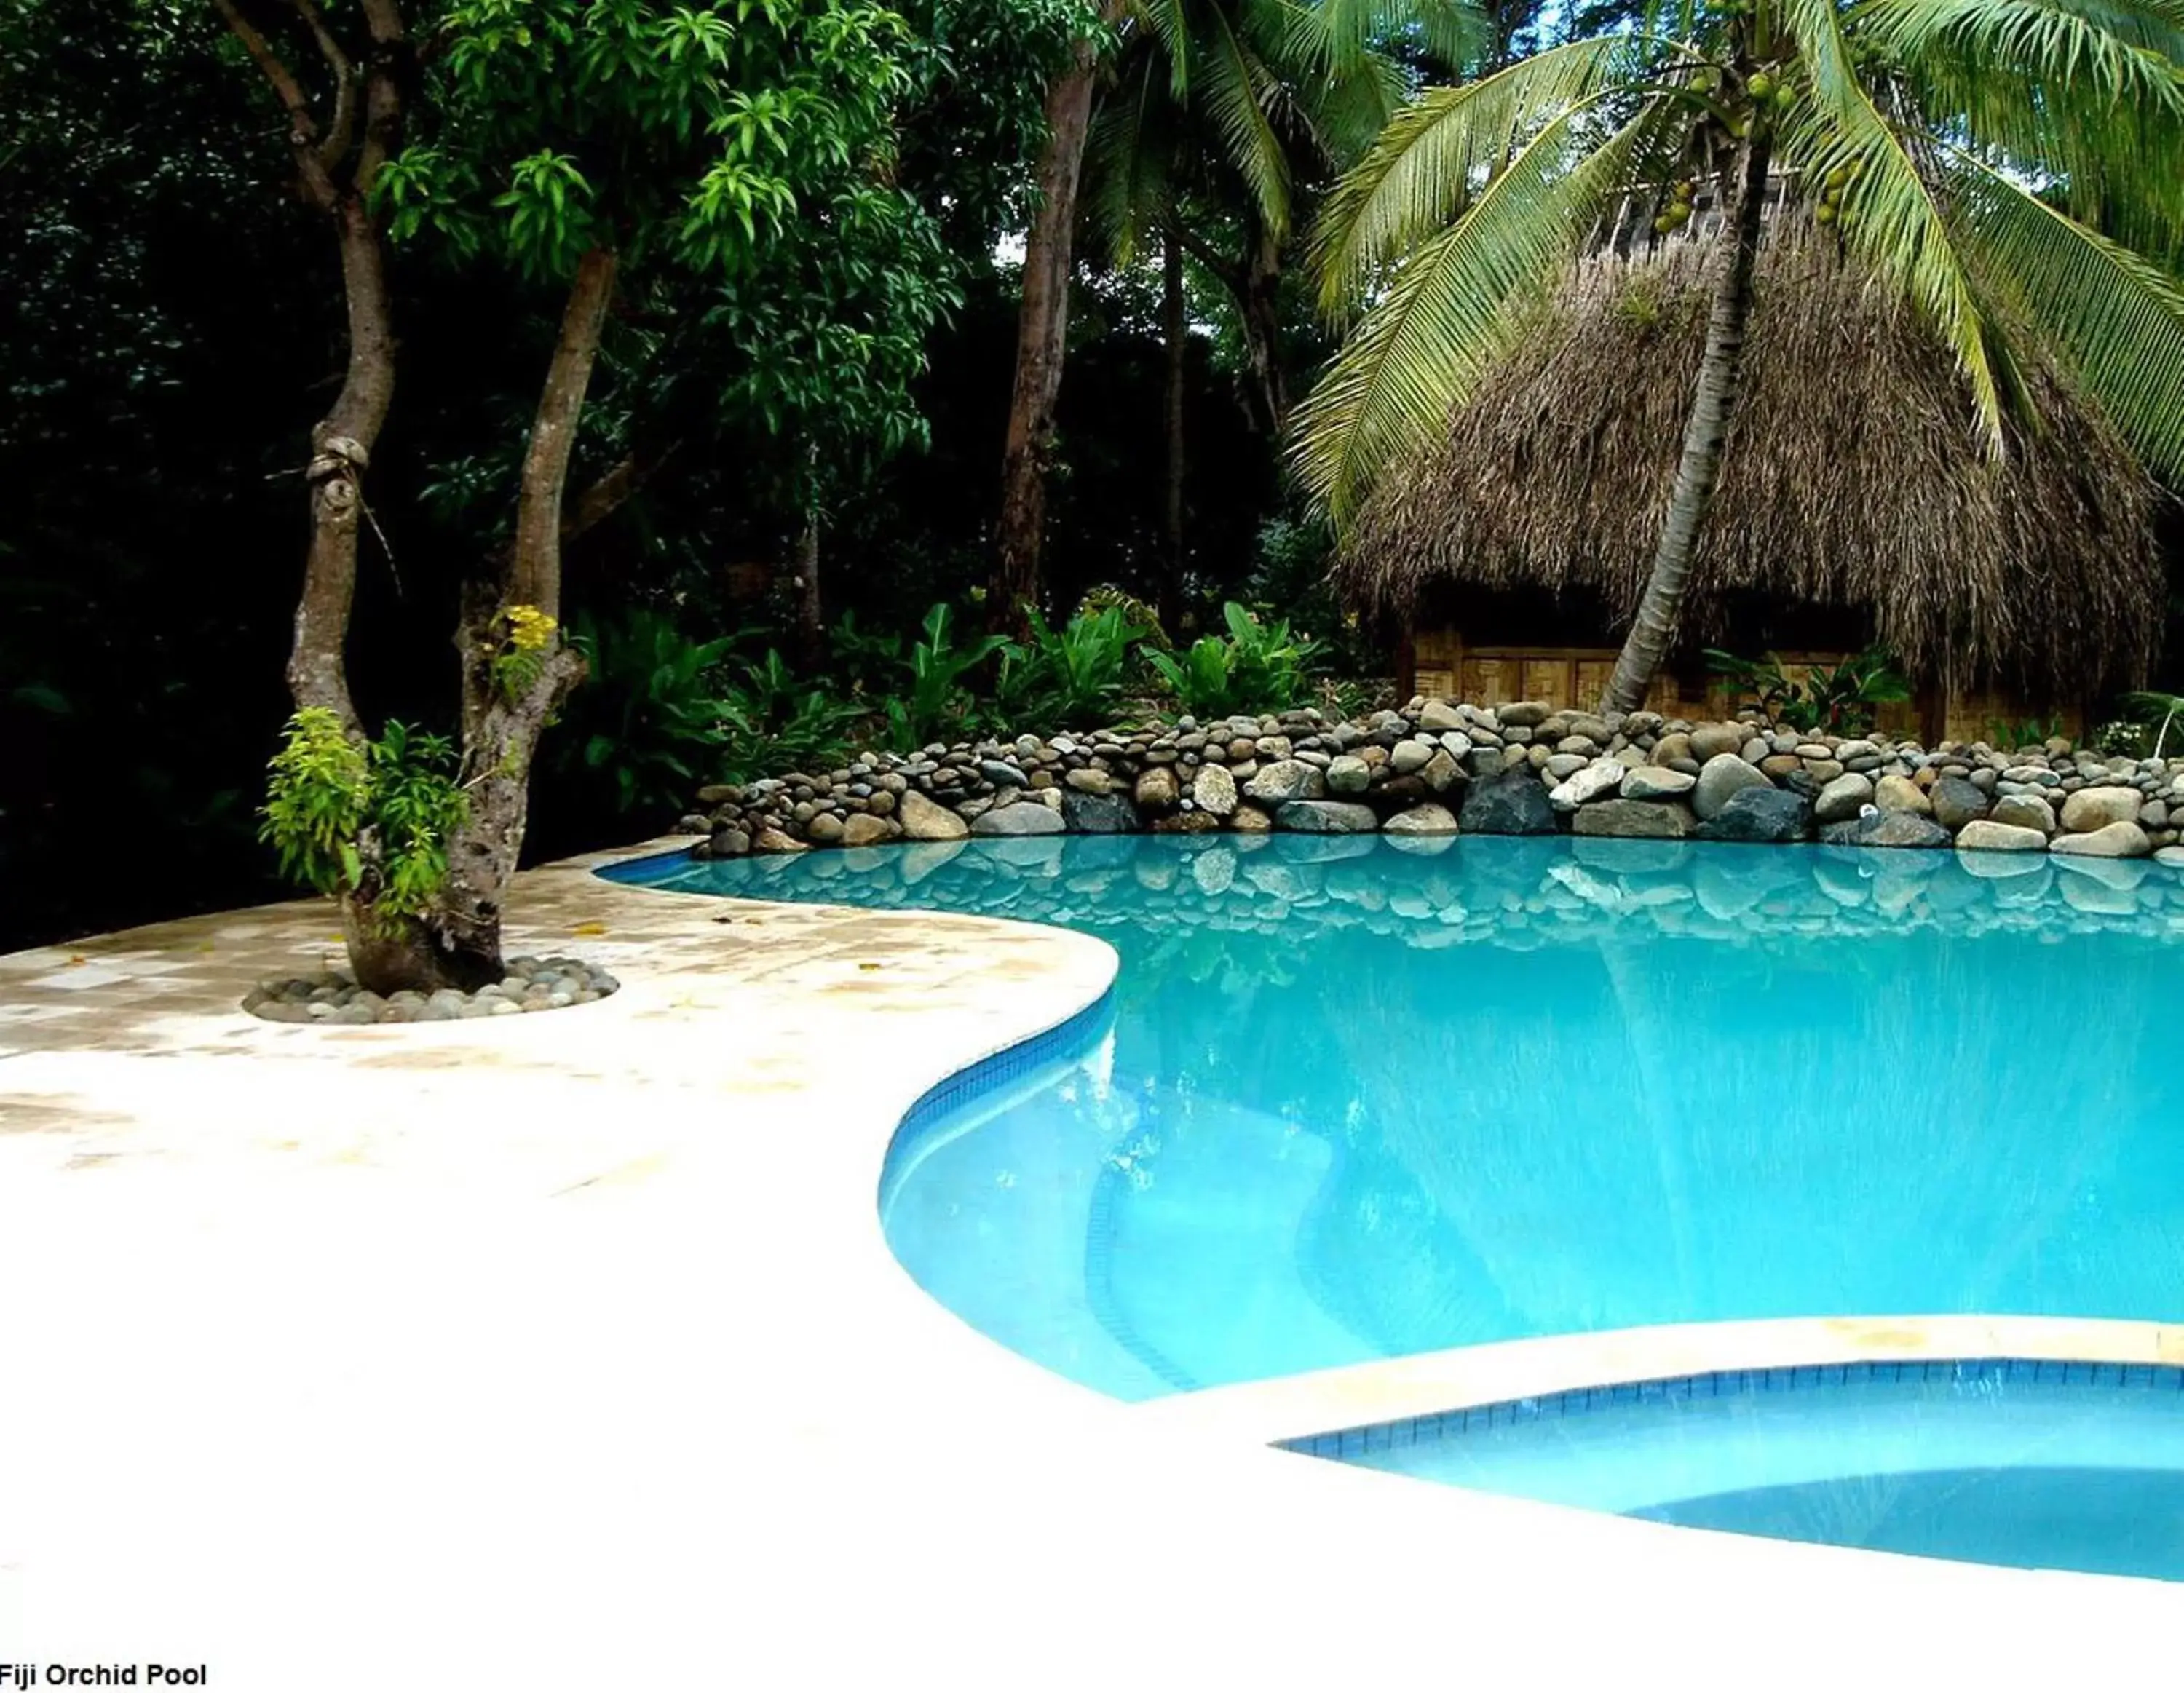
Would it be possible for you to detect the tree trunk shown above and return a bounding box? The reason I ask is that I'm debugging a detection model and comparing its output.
[408,247,617,991]
[1601,133,1773,715]
[1238,218,1290,437]
[992,12,1109,628]
[213,0,407,734]
[290,197,397,731]
[795,510,824,670]
[1161,225,1187,629]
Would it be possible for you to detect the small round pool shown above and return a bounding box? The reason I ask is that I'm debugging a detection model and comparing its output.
[1289,1358,2184,1585]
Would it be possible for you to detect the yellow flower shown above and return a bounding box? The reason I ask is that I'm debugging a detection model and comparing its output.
[503,603,558,653]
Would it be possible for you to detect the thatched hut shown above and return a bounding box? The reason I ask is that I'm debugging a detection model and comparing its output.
[1339,229,2168,737]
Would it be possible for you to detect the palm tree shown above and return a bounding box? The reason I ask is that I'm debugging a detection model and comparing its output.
[997,0,1479,623]
[1295,0,2184,712]
[1078,0,1483,619]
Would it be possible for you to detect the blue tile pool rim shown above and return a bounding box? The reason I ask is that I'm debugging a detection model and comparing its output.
[877,986,1119,1210]
[1281,1356,2184,1460]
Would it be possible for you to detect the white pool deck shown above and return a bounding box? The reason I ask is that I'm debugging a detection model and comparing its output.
[2,838,2179,1687]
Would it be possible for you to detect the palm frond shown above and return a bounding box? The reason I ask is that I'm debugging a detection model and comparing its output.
[1310,33,1669,318]
[1945,147,2184,479]
[1279,0,1489,79]
[1779,0,2006,454]
[1294,101,1658,518]
[1200,0,1296,231]
[1086,53,1179,263]
[1859,0,2184,255]
[1136,0,1196,98]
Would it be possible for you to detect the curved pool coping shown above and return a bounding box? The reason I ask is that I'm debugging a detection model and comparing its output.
[4,833,2181,1689]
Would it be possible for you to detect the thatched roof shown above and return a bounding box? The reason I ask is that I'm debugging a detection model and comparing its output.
[1338,229,2167,697]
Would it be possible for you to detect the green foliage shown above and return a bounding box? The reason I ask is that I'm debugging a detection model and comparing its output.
[366,721,469,919]
[2100,691,2184,758]
[1990,712,2070,750]
[1075,584,1172,651]
[549,608,736,817]
[1706,647,1910,734]
[261,708,371,900]
[260,709,466,924]
[1146,601,1323,717]
[719,650,868,779]
[880,603,1011,749]
[993,606,1139,729]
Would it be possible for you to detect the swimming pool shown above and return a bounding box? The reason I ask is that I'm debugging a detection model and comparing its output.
[1287,1358,2184,1583]
[610,833,2184,1399]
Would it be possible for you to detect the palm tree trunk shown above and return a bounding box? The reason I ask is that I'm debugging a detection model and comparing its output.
[993,11,1112,628]
[1161,224,1187,626]
[1238,219,1290,435]
[1601,133,1773,715]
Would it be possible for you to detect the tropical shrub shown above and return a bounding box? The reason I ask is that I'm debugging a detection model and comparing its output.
[993,605,1139,730]
[719,650,867,780]
[1147,602,1322,718]
[1706,647,1909,734]
[261,709,467,929]
[880,603,1010,750]
[550,608,737,819]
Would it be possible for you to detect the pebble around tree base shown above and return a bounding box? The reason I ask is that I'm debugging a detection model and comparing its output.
[242,955,620,1023]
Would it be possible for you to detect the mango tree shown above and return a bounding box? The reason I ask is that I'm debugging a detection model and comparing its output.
[225,0,931,989]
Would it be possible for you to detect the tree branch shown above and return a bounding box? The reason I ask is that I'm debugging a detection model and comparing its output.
[563,446,675,548]
[508,247,621,619]
[354,0,408,190]
[1171,219,1247,304]
[287,0,360,174]
[211,0,339,209]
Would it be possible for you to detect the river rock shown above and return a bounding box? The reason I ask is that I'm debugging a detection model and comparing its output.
[1819,811,1951,849]
[839,814,897,848]
[1458,769,1558,836]
[1693,753,1771,820]
[1326,755,1372,795]
[2049,819,2151,858]
[1990,792,2057,834]
[1813,772,1874,823]
[970,802,1065,837]
[1690,723,1746,761]
[1621,766,1696,801]
[2060,785,2143,833]
[1954,819,2048,854]
[1389,739,1436,776]
[897,789,969,842]
[1134,766,1180,811]
[1382,803,1459,836]
[1421,749,1465,793]
[1275,799,1381,834]
[1548,759,1623,812]
[1928,774,1989,830]
[1243,759,1325,805]
[1061,790,1138,834]
[1872,773,1932,814]
[1417,699,1466,734]
[1571,798,1695,839]
[1192,764,1238,817]
[1230,804,1274,833]
[1696,786,1812,844]
[751,826,809,854]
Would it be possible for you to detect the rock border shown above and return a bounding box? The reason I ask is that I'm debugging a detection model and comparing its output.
[680,700,2184,869]
[244,955,621,1023]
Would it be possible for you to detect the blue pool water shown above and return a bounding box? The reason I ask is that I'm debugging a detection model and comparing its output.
[1289,1360,2184,1582]
[608,833,2184,1403]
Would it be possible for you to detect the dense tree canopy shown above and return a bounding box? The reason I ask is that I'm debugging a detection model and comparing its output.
[0,0,2178,953]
